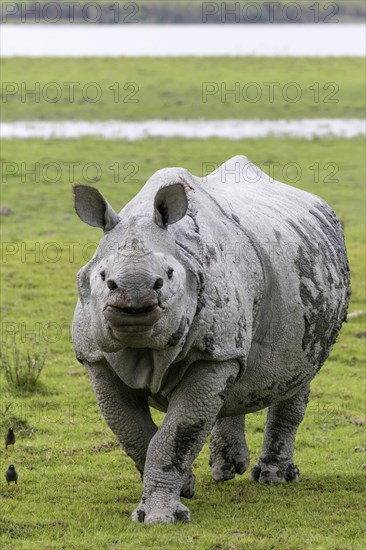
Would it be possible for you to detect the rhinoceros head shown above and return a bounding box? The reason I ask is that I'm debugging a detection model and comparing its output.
[73,171,199,355]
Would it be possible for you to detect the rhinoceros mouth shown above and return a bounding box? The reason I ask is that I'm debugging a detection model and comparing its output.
[107,304,157,314]
[103,304,162,329]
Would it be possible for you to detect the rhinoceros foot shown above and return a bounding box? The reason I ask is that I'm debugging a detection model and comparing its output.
[211,447,250,482]
[132,494,190,524]
[210,437,250,482]
[251,460,300,483]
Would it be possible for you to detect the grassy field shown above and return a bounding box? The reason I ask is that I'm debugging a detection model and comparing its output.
[0,134,365,549]
[1,57,365,121]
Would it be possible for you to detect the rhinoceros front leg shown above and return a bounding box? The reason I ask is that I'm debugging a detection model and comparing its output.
[251,382,310,483]
[132,360,240,524]
[210,415,250,481]
[85,361,158,474]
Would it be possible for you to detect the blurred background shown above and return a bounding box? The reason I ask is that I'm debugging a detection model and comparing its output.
[1,0,366,23]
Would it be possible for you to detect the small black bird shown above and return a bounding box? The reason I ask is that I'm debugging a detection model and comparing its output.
[5,464,18,485]
[5,428,15,449]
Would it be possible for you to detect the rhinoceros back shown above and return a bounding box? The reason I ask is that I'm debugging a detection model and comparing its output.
[196,156,350,382]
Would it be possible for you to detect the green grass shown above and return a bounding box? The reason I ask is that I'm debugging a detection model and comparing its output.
[1,136,365,549]
[1,57,365,121]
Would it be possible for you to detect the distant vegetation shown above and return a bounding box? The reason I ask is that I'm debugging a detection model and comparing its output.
[2,57,364,121]
[1,0,365,24]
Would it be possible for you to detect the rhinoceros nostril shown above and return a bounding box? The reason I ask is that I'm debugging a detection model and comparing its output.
[153,278,164,291]
[107,279,118,290]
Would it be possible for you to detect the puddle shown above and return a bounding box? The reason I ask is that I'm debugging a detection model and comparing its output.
[1,24,365,57]
[1,119,365,140]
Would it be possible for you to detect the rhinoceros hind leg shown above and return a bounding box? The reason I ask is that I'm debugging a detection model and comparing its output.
[180,469,196,498]
[210,415,250,482]
[251,383,310,484]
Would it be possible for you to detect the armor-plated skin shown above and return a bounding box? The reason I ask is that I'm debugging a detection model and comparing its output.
[72,156,350,523]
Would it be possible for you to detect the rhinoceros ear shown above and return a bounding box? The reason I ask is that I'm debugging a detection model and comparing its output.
[73,185,120,232]
[154,183,189,227]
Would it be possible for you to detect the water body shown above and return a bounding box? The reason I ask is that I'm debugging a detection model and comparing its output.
[1,119,364,140]
[1,24,365,57]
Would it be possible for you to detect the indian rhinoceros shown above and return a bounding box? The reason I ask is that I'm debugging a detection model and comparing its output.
[72,155,350,524]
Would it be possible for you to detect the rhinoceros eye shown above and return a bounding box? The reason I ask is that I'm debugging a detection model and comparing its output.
[167,267,174,279]
[100,271,106,281]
